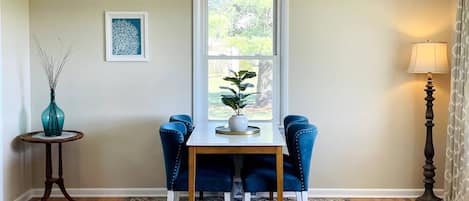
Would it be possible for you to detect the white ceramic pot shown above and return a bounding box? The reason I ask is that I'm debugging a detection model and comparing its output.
[229,114,248,131]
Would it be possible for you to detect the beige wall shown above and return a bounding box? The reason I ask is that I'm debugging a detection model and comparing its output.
[2,0,32,200]
[28,0,456,190]
[30,0,192,188]
[289,0,456,188]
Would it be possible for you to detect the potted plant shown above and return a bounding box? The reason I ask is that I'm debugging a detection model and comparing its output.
[220,70,257,131]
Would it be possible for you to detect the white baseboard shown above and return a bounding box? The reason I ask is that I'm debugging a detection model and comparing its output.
[13,189,33,201]
[307,188,443,198]
[15,187,444,200]
[29,188,168,198]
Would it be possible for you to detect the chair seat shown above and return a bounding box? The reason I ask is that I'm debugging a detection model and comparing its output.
[242,155,302,192]
[173,156,234,192]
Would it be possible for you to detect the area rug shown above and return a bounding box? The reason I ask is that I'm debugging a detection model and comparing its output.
[127,198,347,201]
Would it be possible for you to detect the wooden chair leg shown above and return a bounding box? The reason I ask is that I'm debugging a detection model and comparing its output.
[301,191,308,201]
[224,192,231,201]
[243,192,251,201]
[295,192,302,201]
[200,191,204,200]
[269,192,274,200]
[167,190,175,201]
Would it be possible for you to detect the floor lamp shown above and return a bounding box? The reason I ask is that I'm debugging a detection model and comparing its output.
[408,41,449,201]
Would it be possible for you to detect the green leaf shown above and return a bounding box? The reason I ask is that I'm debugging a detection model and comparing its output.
[221,97,238,111]
[239,83,254,91]
[239,103,247,109]
[241,72,257,80]
[223,77,238,82]
[238,70,248,77]
[219,86,237,95]
[223,77,241,85]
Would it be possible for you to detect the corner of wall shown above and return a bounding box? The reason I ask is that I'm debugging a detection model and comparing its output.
[1,0,33,200]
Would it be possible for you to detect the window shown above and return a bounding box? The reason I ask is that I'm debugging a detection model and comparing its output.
[194,0,288,125]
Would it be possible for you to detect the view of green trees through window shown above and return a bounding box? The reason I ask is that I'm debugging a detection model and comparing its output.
[208,0,274,120]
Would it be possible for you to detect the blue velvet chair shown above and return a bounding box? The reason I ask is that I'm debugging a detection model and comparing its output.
[239,114,310,198]
[241,123,318,201]
[283,115,309,134]
[241,115,310,180]
[283,115,309,147]
[169,114,194,134]
[160,122,234,201]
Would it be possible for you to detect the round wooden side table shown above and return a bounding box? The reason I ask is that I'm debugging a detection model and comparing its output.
[20,130,84,201]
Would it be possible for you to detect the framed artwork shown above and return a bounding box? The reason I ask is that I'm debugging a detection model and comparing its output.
[105,11,149,61]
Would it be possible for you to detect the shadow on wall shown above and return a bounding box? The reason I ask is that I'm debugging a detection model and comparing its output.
[10,49,31,143]
[10,55,31,151]
[4,50,33,199]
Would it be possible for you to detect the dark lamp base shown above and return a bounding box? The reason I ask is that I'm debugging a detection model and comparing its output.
[417,73,442,201]
[416,191,442,201]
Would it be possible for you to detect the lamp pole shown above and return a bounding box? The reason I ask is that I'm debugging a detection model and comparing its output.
[416,73,442,201]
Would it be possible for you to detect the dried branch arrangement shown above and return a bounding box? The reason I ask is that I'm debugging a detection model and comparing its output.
[35,38,72,90]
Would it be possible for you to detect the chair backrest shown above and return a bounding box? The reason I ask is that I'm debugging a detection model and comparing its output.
[285,123,318,191]
[170,114,194,134]
[283,115,309,134]
[283,115,309,143]
[159,122,187,190]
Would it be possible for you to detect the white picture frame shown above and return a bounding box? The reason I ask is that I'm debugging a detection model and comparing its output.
[105,11,149,62]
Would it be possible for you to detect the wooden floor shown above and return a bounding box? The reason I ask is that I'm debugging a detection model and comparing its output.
[29,198,413,201]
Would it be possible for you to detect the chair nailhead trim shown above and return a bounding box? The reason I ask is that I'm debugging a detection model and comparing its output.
[170,143,183,190]
[161,129,184,190]
[294,128,315,190]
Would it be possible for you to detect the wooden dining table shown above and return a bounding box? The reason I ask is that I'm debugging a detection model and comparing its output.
[186,123,286,201]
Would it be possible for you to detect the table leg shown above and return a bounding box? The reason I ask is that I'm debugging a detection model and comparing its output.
[57,143,74,201]
[188,147,196,201]
[59,143,63,178]
[41,144,53,201]
[276,147,283,201]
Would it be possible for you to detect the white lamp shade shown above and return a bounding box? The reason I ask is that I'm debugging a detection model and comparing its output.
[408,42,449,74]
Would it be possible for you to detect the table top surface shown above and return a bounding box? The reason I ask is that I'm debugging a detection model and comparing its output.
[19,130,84,144]
[187,122,286,147]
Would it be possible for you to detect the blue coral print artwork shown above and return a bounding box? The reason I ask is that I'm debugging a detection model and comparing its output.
[112,18,142,55]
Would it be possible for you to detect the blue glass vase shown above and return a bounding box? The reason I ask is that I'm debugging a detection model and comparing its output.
[41,89,65,136]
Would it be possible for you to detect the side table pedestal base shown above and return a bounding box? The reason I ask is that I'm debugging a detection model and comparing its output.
[41,143,74,201]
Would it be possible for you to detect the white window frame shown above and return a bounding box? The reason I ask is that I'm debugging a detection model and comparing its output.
[193,0,289,127]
